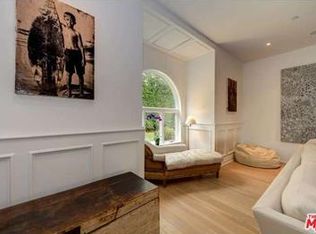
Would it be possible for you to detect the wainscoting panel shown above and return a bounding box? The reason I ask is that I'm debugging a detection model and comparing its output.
[0,154,12,208]
[215,130,226,154]
[102,140,139,177]
[215,122,241,165]
[188,124,215,151]
[0,129,144,208]
[30,145,93,198]
[226,129,235,153]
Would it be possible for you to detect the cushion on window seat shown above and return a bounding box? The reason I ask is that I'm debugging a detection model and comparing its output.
[164,149,223,170]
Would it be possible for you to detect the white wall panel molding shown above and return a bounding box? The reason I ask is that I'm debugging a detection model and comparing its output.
[29,144,94,155]
[0,128,144,141]
[0,154,13,208]
[221,152,234,166]
[102,139,141,178]
[29,145,93,199]
[0,129,144,209]
[215,122,241,165]
[101,139,139,147]
[215,129,226,154]
[188,124,215,151]
[189,123,214,132]
[215,121,242,127]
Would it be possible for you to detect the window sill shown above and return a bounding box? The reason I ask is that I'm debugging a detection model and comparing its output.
[160,141,182,146]
[147,140,182,146]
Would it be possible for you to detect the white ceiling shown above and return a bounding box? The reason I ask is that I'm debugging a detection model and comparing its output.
[156,0,316,62]
[143,11,212,61]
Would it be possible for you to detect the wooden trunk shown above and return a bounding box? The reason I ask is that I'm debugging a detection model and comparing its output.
[0,172,159,234]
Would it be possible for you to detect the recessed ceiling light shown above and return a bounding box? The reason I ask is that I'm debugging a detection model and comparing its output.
[266,42,271,46]
[310,30,316,36]
[291,16,300,21]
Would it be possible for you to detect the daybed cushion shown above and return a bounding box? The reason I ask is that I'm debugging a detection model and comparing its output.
[235,144,281,168]
[281,140,316,222]
[164,149,223,170]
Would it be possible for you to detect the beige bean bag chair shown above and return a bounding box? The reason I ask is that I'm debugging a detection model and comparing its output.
[235,144,281,168]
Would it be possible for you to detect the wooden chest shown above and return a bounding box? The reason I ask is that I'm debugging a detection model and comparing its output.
[0,172,159,234]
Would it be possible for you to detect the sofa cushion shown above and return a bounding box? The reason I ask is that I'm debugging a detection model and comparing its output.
[301,140,316,163]
[164,149,223,170]
[281,140,316,222]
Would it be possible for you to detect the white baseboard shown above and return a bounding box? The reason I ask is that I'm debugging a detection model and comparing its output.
[221,151,234,166]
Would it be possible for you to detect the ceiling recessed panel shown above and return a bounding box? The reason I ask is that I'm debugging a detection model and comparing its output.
[157,0,316,61]
[173,40,210,60]
[143,12,169,40]
[153,29,190,50]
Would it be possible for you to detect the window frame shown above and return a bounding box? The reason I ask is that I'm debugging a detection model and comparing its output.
[142,70,181,145]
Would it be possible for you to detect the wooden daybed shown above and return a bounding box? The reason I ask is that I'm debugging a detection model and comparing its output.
[144,144,222,186]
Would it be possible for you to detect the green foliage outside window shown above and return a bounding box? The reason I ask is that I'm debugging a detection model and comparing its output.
[142,72,175,108]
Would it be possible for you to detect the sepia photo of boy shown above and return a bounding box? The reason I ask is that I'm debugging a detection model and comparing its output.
[63,12,85,97]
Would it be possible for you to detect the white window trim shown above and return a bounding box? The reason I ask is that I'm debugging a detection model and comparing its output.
[142,70,182,145]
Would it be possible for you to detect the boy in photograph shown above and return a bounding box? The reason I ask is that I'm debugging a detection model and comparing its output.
[63,12,85,97]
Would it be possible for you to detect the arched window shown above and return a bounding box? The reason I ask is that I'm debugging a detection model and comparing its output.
[142,70,181,145]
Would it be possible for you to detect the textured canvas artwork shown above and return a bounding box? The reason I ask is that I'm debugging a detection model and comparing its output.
[16,0,95,99]
[281,63,316,143]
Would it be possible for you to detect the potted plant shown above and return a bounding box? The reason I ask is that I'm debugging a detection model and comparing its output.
[146,113,162,146]
[154,133,160,146]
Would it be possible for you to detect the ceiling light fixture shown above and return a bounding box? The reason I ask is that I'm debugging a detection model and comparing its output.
[266,42,271,46]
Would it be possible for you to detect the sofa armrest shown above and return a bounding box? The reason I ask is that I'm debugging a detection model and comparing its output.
[254,146,303,212]
[253,146,307,234]
[253,207,306,234]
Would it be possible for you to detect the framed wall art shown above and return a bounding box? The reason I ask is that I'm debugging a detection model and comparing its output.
[281,63,316,143]
[16,0,95,99]
[227,78,237,112]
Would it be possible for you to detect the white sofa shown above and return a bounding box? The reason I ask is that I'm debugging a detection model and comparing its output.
[253,145,312,234]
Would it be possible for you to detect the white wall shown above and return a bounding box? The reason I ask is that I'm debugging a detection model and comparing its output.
[186,53,216,151]
[187,53,215,124]
[215,48,243,124]
[242,45,316,161]
[1,0,143,137]
[214,48,243,163]
[0,0,144,208]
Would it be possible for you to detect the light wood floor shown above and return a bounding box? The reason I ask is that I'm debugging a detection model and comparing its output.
[158,162,282,234]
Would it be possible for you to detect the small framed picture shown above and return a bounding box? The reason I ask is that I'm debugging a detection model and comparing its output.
[227,78,237,112]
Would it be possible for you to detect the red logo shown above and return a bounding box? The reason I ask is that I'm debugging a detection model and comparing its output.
[305,213,316,232]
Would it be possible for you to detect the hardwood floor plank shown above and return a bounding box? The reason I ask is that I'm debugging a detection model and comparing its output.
[159,162,283,234]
